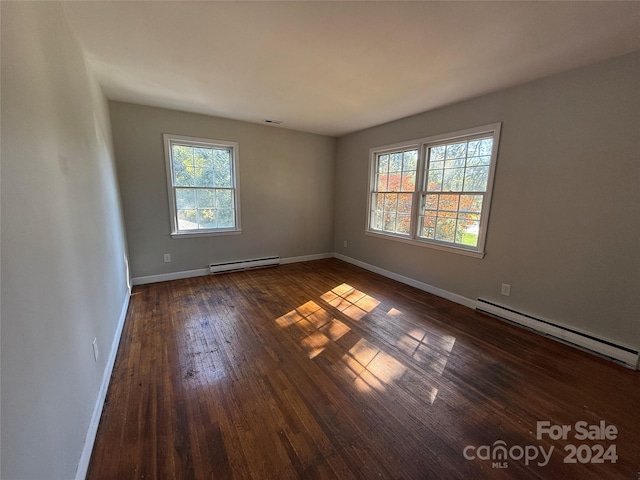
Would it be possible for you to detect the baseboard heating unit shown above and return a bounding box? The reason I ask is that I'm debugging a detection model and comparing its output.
[209,256,280,274]
[475,299,639,369]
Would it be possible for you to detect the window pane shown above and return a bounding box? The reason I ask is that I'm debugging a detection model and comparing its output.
[456,220,479,247]
[435,218,456,242]
[420,215,436,239]
[459,212,481,222]
[173,145,195,186]
[463,166,489,192]
[445,157,465,169]
[467,155,491,167]
[174,163,195,187]
[426,170,443,192]
[176,188,196,209]
[430,146,445,161]
[446,142,467,159]
[397,214,411,234]
[467,140,481,157]
[216,189,233,209]
[383,212,396,232]
[196,189,215,209]
[213,149,230,167]
[397,193,413,214]
[371,193,384,212]
[479,138,493,155]
[439,194,459,212]
[383,193,398,212]
[389,153,402,172]
[172,145,193,165]
[213,150,232,187]
[423,194,438,211]
[198,209,216,229]
[371,210,383,230]
[195,167,214,187]
[443,168,464,191]
[194,148,213,167]
[378,154,389,174]
[217,209,235,228]
[402,150,418,171]
[376,174,388,191]
[214,169,231,188]
[460,195,483,213]
[389,172,403,191]
[401,172,415,192]
[429,160,444,170]
[177,209,197,230]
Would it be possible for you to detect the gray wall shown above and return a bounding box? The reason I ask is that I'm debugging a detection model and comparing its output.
[335,51,640,350]
[110,102,336,280]
[1,2,130,478]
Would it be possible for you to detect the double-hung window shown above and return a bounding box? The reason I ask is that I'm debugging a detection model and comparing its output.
[367,123,501,257]
[164,134,241,237]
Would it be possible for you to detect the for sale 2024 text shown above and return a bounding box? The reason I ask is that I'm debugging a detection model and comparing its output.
[537,420,618,465]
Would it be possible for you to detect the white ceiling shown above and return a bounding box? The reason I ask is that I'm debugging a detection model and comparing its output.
[63,1,640,137]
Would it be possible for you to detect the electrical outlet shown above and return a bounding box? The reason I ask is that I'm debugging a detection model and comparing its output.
[501,283,511,296]
[92,338,99,362]
[343,240,348,248]
[163,253,171,263]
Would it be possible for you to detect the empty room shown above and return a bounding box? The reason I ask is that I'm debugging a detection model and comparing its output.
[2,1,639,479]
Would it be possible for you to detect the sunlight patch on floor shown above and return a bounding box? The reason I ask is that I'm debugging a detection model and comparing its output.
[339,338,407,393]
[396,329,456,376]
[321,283,380,321]
[275,299,351,359]
[273,282,443,403]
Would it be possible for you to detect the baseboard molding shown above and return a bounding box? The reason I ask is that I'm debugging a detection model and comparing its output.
[76,287,131,480]
[132,267,209,285]
[334,253,476,309]
[476,299,639,370]
[280,252,334,264]
[131,253,335,285]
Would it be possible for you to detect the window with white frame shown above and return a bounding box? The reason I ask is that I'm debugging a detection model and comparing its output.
[367,123,501,257]
[163,134,240,237]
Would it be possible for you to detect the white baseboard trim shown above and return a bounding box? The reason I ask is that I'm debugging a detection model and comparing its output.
[280,252,334,264]
[333,253,476,309]
[76,287,131,480]
[132,267,209,285]
[131,253,335,286]
[476,299,640,370]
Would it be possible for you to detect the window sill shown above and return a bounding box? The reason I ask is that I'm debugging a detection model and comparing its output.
[171,229,242,239]
[365,230,485,258]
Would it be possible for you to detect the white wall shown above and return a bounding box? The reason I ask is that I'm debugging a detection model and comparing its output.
[109,101,336,280]
[1,2,130,478]
[334,51,640,351]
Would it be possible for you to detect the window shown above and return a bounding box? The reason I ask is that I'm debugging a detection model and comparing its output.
[367,123,501,257]
[370,147,419,236]
[163,134,241,237]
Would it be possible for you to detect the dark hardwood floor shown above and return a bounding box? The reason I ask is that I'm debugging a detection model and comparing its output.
[88,258,640,479]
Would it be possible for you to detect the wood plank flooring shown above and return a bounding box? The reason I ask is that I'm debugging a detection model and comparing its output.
[88,258,640,479]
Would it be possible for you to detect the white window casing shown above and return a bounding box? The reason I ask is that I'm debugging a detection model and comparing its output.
[366,123,501,257]
[163,133,241,238]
